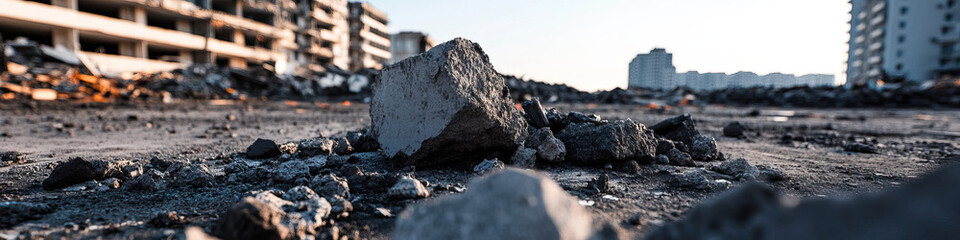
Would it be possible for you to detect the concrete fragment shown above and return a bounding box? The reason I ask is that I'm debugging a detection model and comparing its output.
[392,168,593,240]
[668,169,728,190]
[388,176,430,199]
[666,148,695,167]
[711,158,759,181]
[538,135,567,163]
[170,164,214,187]
[757,165,785,181]
[371,38,526,166]
[246,138,281,159]
[723,121,747,138]
[521,98,550,128]
[510,147,537,168]
[0,201,55,228]
[568,111,601,124]
[271,160,310,184]
[650,114,700,144]
[545,108,570,132]
[102,178,122,189]
[655,138,675,156]
[295,138,335,156]
[149,211,187,227]
[588,174,610,194]
[688,135,719,161]
[214,197,290,240]
[333,137,353,155]
[842,142,878,154]
[524,127,553,149]
[311,174,350,200]
[654,154,670,165]
[42,157,97,190]
[473,158,505,174]
[122,169,166,191]
[63,180,100,192]
[344,128,379,152]
[555,120,657,165]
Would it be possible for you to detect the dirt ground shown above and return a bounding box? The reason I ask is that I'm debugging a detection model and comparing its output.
[1,100,958,239]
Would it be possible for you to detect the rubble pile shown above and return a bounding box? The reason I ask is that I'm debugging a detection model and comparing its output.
[0,37,378,102]
[699,83,960,108]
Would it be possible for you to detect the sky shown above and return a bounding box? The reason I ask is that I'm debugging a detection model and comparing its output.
[367,0,852,92]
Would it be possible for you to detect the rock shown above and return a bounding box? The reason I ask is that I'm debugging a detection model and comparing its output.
[654,154,670,165]
[842,142,878,154]
[555,120,657,165]
[311,174,350,200]
[521,98,550,128]
[246,138,282,159]
[474,158,505,174]
[545,108,570,132]
[588,174,610,194]
[277,142,298,155]
[615,160,642,174]
[655,138,675,156]
[0,151,25,167]
[62,180,100,192]
[568,111,601,124]
[42,157,97,190]
[650,114,700,144]
[122,169,166,191]
[392,168,594,240]
[271,160,310,184]
[295,138,335,156]
[757,165,786,181]
[627,211,648,226]
[282,186,319,202]
[537,135,567,163]
[371,38,526,167]
[524,127,553,149]
[711,158,760,181]
[149,211,187,227]
[281,187,332,236]
[89,159,129,179]
[668,169,726,190]
[723,122,747,138]
[170,164,214,187]
[333,137,353,155]
[388,176,430,199]
[344,129,379,152]
[510,147,537,168]
[645,183,780,240]
[666,148,695,167]
[214,197,290,240]
[0,201,55,228]
[688,135,719,161]
[101,178,121,189]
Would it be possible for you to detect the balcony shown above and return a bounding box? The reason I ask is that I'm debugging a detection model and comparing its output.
[869,15,884,26]
[871,1,886,13]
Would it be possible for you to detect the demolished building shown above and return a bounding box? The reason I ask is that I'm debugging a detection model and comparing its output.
[0,0,388,77]
[347,1,391,72]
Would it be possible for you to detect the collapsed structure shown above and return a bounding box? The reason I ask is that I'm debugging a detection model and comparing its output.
[0,0,389,76]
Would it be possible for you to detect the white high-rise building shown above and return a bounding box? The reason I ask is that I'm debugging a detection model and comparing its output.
[847,0,959,88]
[628,48,677,90]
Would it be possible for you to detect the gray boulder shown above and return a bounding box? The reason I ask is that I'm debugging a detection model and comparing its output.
[555,120,657,165]
[393,168,594,240]
[371,38,526,166]
[688,135,719,161]
[42,157,97,190]
[711,158,759,181]
[650,114,700,144]
[510,147,537,168]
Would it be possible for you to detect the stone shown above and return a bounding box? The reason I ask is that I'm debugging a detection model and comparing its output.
[344,129,380,152]
[311,174,350,200]
[246,138,282,159]
[615,160,642,174]
[842,142,878,154]
[555,120,657,165]
[333,137,353,155]
[588,174,610,194]
[42,157,97,190]
[545,108,570,132]
[473,158,505,174]
[295,138,335,156]
[282,186,319,202]
[271,160,310,184]
[524,127,553,149]
[655,138,675,156]
[650,114,700,144]
[214,197,290,240]
[723,121,747,138]
[510,147,537,168]
[537,135,567,163]
[0,201,55,228]
[654,154,670,165]
[149,211,187,227]
[277,142,298,155]
[666,148,695,167]
[122,169,166,191]
[89,159,129,179]
[668,169,716,190]
[371,38,526,167]
[392,168,594,240]
[688,135,719,161]
[170,164,214,187]
[101,178,122,189]
[62,180,100,192]
[568,111,601,124]
[388,176,430,199]
[0,151,25,167]
[711,158,760,181]
[757,165,786,182]
[521,98,550,128]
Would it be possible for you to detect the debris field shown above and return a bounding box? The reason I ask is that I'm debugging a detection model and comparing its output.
[1,38,960,239]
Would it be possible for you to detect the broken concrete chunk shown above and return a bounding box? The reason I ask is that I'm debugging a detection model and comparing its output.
[524,127,553,149]
[388,176,430,199]
[149,211,187,228]
[214,197,290,240]
[656,138,676,156]
[688,135,719,161]
[170,164,214,188]
[42,157,97,190]
[651,114,700,144]
[646,183,780,240]
[521,98,550,128]
[246,138,282,159]
[842,142,878,154]
[333,137,353,155]
[102,178,121,189]
[723,121,747,138]
[654,154,670,165]
[295,138,335,156]
[121,169,166,191]
[757,165,786,182]
[473,158,505,174]
[392,168,593,240]
[371,38,526,167]
[63,180,100,192]
[711,158,760,181]
[545,108,570,132]
[537,135,567,163]
[510,147,537,168]
[568,111,601,124]
[555,120,657,165]
[277,142,298,156]
[344,129,380,152]
[271,160,311,184]
[311,174,350,200]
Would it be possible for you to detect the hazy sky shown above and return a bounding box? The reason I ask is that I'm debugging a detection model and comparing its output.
[367,0,851,91]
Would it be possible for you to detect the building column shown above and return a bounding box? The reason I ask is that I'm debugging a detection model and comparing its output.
[229,57,246,69]
[51,0,79,51]
[234,0,243,17]
[175,20,192,33]
[233,30,245,45]
[179,50,193,65]
[51,0,77,9]
[119,6,146,26]
[119,42,147,58]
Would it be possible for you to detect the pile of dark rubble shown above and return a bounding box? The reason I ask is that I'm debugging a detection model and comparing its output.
[699,83,960,108]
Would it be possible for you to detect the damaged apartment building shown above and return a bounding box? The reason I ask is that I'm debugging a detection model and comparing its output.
[0,0,391,77]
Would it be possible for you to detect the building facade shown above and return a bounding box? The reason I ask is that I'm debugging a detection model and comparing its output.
[847,0,959,88]
[348,2,390,71]
[0,0,365,75]
[390,31,434,64]
[628,48,676,90]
